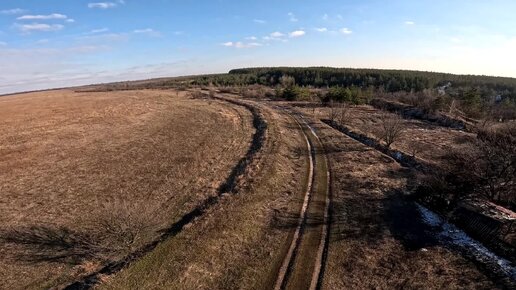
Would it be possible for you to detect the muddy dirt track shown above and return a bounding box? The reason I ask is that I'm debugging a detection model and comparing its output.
[273,109,331,290]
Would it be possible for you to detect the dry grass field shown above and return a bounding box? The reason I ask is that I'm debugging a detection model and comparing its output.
[0,89,255,289]
[304,104,476,166]
[97,97,312,289]
[0,87,510,290]
[304,118,498,289]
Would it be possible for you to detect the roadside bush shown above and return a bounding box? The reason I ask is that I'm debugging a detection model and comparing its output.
[418,123,516,209]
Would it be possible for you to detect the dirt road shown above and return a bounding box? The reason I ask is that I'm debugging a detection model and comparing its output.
[274,110,331,290]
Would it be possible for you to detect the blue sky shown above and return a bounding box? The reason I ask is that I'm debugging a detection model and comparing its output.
[1,0,516,94]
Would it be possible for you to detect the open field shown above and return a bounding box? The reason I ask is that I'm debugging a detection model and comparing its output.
[98,95,312,289]
[0,89,255,289]
[0,86,513,289]
[295,104,476,167]
[302,116,499,289]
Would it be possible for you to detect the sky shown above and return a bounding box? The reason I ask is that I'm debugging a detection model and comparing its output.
[1,0,516,94]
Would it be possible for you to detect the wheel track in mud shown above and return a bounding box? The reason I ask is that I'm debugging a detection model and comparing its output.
[271,106,331,290]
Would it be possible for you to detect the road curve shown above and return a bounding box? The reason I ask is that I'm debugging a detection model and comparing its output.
[274,109,331,290]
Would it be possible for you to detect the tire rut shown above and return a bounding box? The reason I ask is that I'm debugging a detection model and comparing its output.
[272,107,331,290]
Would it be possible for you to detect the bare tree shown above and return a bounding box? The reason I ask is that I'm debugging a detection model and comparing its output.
[446,125,516,204]
[337,103,349,126]
[378,113,405,148]
[328,100,338,122]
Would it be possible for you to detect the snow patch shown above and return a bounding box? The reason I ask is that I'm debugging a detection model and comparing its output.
[416,203,516,280]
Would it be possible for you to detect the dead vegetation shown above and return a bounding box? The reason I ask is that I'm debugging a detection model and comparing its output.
[0,89,255,289]
[98,96,310,290]
[303,104,476,167]
[305,118,499,289]
[377,113,405,148]
[416,123,516,209]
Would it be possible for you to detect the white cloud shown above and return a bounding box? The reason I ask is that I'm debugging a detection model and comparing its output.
[245,36,257,40]
[17,14,68,20]
[88,28,109,34]
[221,41,261,49]
[289,30,305,38]
[288,12,298,22]
[404,21,415,25]
[322,14,329,21]
[78,32,129,42]
[270,31,284,38]
[133,28,161,37]
[0,8,25,15]
[263,31,288,42]
[16,23,64,33]
[88,2,118,9]
[340,27,353,35]
[253,19,266,24]
[315,27,328,32]
[66,19,75,23]
[133,28,152,33]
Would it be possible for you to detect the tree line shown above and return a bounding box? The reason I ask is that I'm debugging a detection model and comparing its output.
[188,67,516,120]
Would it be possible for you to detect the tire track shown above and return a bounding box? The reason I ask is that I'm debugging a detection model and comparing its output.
[273,107,331,290]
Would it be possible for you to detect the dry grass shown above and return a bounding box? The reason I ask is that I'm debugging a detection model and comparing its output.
[297,119,498,289]
[0,89,254,289]
[306,104,476,166]
[98,98,310,290]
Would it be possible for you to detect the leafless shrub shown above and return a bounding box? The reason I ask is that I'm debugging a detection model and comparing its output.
[419,124,516,208]
[190,91,208,99]
[451,126,515,204]
[414,172,456,210]
[378,113,405,148]
[328,100,338,122]
[328,101,350,125]
[337,104,349,126]
[408,140,425,158]
[86,198,165,259]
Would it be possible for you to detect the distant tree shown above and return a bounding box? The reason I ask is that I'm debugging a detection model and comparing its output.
[280,75,296,88]
[282,86,300,101]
